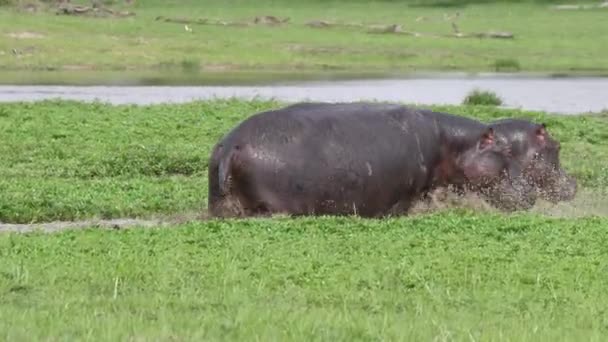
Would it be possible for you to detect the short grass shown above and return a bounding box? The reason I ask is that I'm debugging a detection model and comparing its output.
[0,0,608,80]
[0,99,607,223]
[1,213,608,340]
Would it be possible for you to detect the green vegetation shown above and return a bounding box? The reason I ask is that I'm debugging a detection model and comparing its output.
[1,1,607,339]
[1,99,607,339]
[1,0,608,83]
[1,99,607,223]
[1,213,608,340]
[463,89,503,106]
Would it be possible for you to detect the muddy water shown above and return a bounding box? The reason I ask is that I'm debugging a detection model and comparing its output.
[1,76,607,114]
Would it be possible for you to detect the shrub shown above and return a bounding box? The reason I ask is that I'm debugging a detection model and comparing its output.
[462,89,503,106]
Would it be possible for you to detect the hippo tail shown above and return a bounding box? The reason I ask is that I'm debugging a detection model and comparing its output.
[217,151,235,196]
[209,143,247,217]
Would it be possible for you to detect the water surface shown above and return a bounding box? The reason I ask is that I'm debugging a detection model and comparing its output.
[1,75,607,114]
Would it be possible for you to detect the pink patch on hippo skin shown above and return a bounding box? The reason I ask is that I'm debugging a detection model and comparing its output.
[478,127,496,150]
[464,163,493,184]
[535,123,548,145]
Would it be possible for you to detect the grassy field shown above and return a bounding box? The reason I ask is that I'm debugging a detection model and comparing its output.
[1,99,608,339]
[0,99,607,223]
[2,1,608,339]
[0,213,607,340]
[1,0,608,82]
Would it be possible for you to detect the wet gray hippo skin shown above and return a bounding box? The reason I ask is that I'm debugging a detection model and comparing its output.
[489,119,577,203]
[208,102,534,218]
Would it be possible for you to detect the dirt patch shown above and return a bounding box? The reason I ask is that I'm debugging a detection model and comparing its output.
[155,14,512,40]
[553,2,608,10]
[155,15,289,27]
[6,31,45,39]
[366,23,514,39]
[55,4,135,18]
[304,20,365,29]
[62,64,96,71]
[0,212,201,234]
[9,46,37,57]
[0,218,167,234]
[201,63,243,72]
[286,44,418,59]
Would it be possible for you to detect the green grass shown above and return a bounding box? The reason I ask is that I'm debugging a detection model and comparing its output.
[2,2,607,336]
[493,58,522,72]
[1,213,608,340]
[463,89,503,106]
[0,99,607,223]
[1,0,608,81]
[1,99,608,339]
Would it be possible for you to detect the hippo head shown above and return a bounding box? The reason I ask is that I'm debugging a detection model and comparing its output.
[519,123,577,203]
[438,127,537,211]
[491,120,577,204]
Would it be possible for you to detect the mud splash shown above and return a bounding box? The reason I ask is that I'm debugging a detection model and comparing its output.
[529,189,608,218]
[410,188,608,218]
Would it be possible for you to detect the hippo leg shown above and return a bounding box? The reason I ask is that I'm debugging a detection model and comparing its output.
[386,197,417,217]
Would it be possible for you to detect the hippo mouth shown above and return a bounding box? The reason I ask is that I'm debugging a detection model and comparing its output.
[473,175,538,212]
[534,169,578,203]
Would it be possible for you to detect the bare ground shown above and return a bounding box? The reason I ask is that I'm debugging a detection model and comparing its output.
[5,31,46,39]
[0,212,201,234]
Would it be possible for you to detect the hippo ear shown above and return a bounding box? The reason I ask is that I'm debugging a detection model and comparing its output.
[535,123,547,145]
[478,127,495,150]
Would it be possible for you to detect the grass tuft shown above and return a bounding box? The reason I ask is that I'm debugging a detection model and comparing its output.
[462,89,503,106]
[180,59,200,73]
[493,58,521,72]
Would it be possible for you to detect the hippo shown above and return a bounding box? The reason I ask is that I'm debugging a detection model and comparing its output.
[207,102,535,218]
[489,119,577,204]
